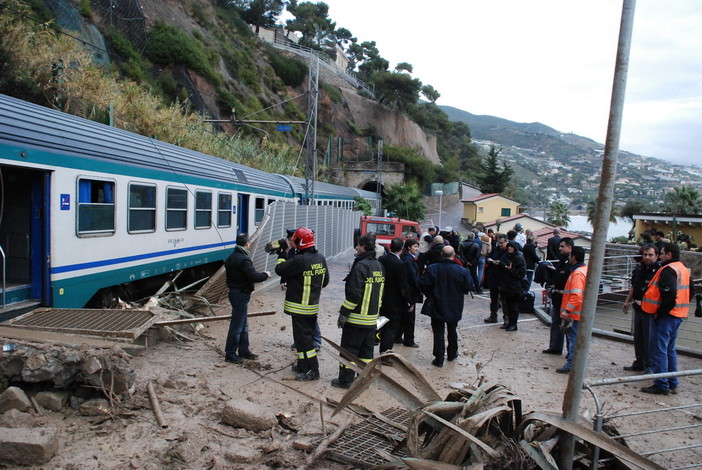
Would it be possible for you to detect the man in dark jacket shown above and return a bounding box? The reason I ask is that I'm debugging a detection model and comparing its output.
[420,246,473,367]
[419,235,445,271]
[223,233,271,364]
[522,234,541,292]
[546,228,561,261]
[622,244,659,372]
[543,237,574,355]
[483,234,509,323]
[275,227,329,381]
[378,238,413,354]
[333,235,384,389]
[498,241,527,331]
[398,238,422,347]
[459,232,481,294]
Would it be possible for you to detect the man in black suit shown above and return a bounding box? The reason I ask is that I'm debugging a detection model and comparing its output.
[546,228,561,261]
[378,237,413,354]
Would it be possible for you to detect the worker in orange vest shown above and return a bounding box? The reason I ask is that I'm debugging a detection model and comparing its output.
[556,246,587,374]
[640,242,690,395]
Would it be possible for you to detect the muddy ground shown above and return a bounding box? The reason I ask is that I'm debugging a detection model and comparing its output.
[2,251,701,469]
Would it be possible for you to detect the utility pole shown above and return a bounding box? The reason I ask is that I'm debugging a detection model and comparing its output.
[558,1,636,467]
[376,139,383,215]
[304,56,319,205]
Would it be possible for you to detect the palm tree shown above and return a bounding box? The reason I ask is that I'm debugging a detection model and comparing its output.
[383,182,426,221]
[664,186,701,215]
[586,198,618,224]
[547,201,571,228]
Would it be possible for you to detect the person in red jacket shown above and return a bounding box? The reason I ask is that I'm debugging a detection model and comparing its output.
[556,246,587,374]
[640,242,691,395]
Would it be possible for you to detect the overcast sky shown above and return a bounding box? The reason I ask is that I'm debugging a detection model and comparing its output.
[316,1,701,166]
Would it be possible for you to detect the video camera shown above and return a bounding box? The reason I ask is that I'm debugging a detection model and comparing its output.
[264,238,288,255]
[264,229,296,255]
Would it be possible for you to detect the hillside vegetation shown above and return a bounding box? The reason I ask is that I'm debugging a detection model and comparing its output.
[0,0,489,190]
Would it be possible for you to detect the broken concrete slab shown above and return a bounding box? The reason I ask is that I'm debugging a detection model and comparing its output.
[0,409,38,428]
[0,386,31,413]
[221,399,277,432]
[0,426,58,465]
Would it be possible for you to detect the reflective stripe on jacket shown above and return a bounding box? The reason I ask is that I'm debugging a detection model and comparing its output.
[275,250,329,316]
[341,251,384,328]
[641,260,690,318]
[561,265,587,321]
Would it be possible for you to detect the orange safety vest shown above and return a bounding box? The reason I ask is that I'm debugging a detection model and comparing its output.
[641,260,690,318]
[561,265,587,321]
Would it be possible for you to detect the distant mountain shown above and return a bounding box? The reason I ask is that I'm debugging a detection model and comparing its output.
[440,105,603,160]
[438,105,702,209]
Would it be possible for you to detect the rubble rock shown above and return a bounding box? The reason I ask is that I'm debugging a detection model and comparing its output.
[224,441,261,463]
[221,399,277,432]
[35,391,70,411]
[0,426,58,465]
[0,386,31,413]
[83,357,102,375]
[0,409,38,428]
[79,398,111,416]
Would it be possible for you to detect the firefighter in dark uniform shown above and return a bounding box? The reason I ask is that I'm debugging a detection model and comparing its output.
[542,237,574,355]
[275,227,329,381]
[333,235,384,389]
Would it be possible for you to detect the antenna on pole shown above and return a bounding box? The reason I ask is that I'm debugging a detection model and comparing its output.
[376,139,383,215]
[304,56,319,205]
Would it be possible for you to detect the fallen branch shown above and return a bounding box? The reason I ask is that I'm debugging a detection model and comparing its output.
[147,382,168,428]
[30,396,42,415]
[298,416,353,470]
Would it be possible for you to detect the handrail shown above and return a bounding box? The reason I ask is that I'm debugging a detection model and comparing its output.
[584,369,702,470]
[0,244,5,307]
[270,38,374,95]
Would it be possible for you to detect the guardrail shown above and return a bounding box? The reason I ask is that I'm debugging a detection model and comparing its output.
[270,38,374,95]
[584,370,702,469]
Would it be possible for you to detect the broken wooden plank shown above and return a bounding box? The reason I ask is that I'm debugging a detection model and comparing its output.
[153,310,276,326]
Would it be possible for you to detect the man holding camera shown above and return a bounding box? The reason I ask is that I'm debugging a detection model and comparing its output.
[274,227,329,381]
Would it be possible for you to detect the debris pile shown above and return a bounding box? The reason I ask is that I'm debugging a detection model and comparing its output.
[308,341,663,470]
[0,343,134,406]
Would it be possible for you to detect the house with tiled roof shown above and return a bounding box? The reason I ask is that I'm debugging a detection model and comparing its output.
[461,193,521,225]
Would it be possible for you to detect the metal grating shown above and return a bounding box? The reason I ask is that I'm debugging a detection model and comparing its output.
[8,308,158,339]
[318,407,411,468]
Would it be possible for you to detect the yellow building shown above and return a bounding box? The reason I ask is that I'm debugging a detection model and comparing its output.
[461,193,521,224]
[634,214,702,245]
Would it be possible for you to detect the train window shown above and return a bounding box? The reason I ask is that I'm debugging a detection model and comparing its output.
[217,193,232,228]
[166,187,187,231]
[128,184,156,233]
[254,197,264,225]
[195,190,212,229]
[77,178,115,235]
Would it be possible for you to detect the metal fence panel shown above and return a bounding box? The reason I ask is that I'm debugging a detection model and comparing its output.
[248,202,358,274]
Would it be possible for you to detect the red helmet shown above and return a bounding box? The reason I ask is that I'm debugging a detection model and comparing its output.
[292,227,315,248]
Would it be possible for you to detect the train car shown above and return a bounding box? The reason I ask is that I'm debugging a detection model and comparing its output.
[0,94,308,312]
[279,175,377,210]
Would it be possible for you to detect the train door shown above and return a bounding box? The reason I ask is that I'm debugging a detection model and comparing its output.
[237,193,249,235]
[0,165,50,309]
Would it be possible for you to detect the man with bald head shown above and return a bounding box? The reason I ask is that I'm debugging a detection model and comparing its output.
[420,245,474,367]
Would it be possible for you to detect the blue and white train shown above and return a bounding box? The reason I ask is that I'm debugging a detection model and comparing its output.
[0,94,373,312]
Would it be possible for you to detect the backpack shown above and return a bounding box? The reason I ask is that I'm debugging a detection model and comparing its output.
[480,239,491,257]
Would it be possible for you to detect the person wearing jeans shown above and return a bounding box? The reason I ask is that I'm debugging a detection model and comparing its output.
[224,233,270,364]
[640,242,690,395]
